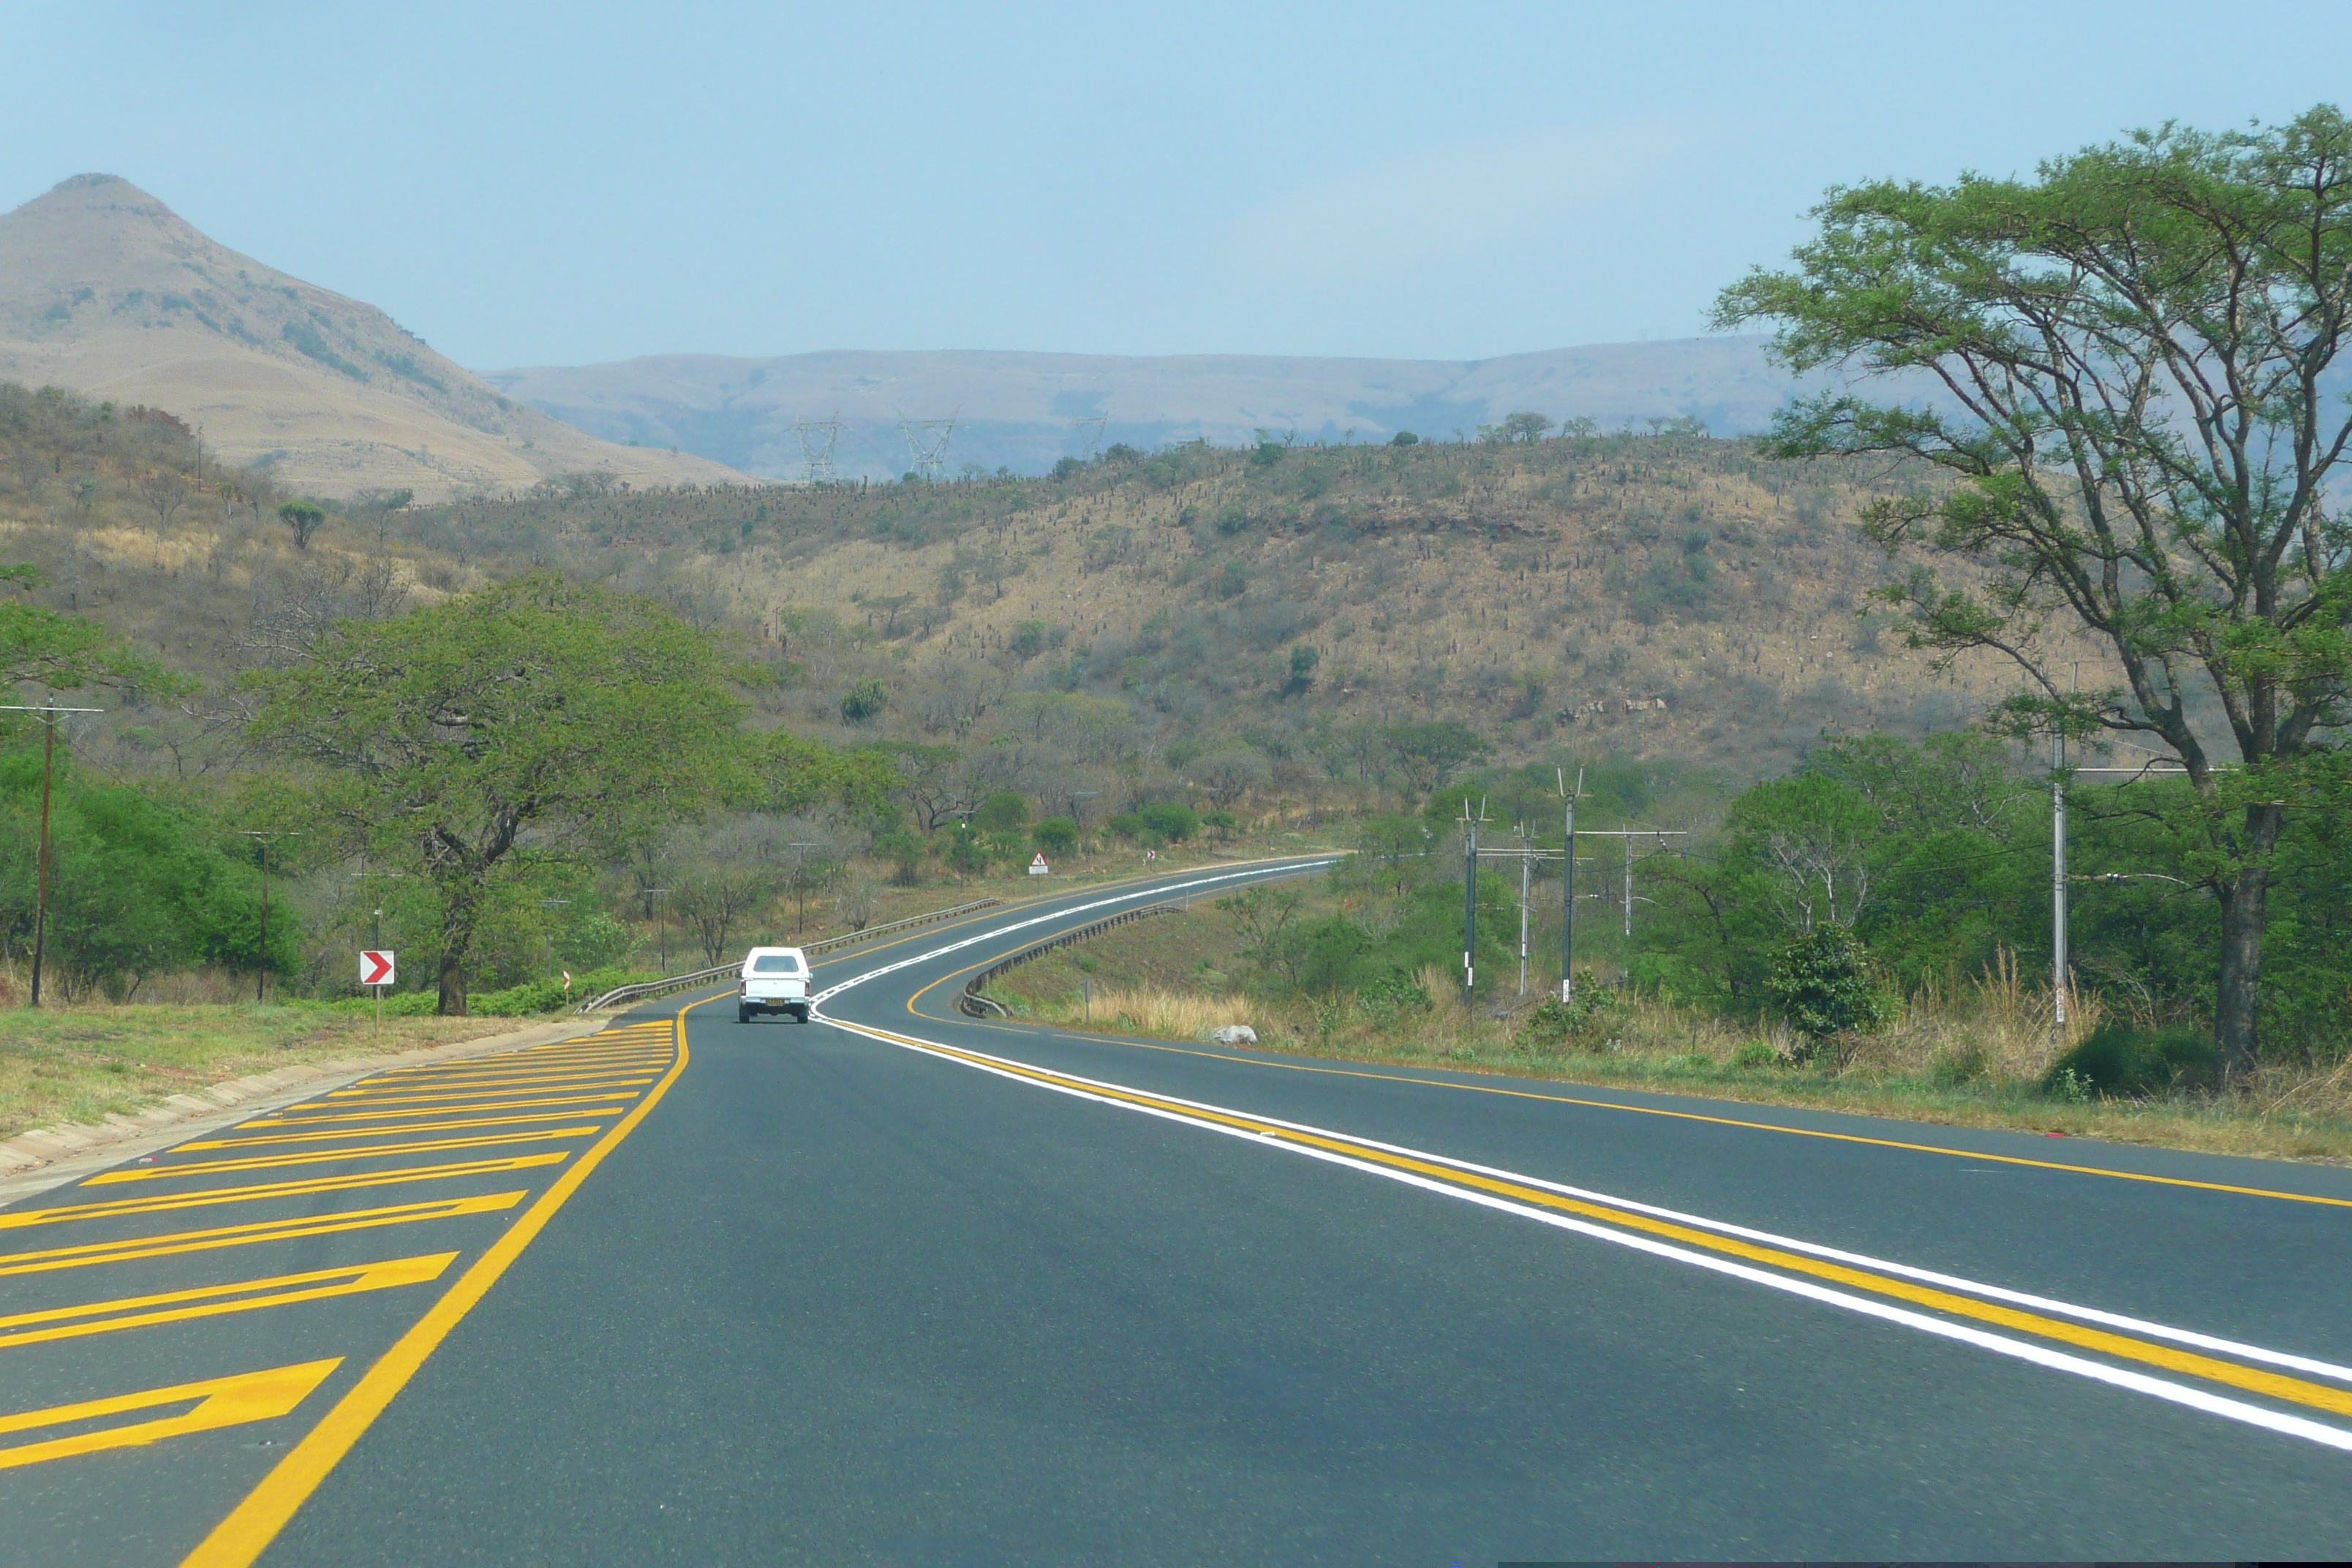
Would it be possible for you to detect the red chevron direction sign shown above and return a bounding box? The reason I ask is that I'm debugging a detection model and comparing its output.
[360,950,396,986]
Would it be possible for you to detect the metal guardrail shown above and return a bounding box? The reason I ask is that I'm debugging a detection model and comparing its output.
[576,897,1004,1013]
[958,902,1184,1018]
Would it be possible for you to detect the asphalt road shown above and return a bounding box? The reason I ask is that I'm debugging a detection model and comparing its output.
[6,854,2352,1564]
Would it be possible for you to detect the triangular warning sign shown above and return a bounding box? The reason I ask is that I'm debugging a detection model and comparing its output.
[1030,852,1048,867]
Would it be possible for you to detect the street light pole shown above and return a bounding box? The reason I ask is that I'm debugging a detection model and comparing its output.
[4,705,104,1008]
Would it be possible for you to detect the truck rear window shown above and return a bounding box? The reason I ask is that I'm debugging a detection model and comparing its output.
[750,955,804,974]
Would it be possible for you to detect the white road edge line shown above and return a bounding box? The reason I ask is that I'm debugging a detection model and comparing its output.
[804,967,2352,1454]
[809,859,1338,1009]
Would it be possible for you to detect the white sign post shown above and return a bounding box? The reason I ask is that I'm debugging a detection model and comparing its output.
[361,950,395,1032]
[1028,852,1050,876]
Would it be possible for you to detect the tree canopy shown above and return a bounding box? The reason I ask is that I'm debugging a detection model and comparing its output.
[246,573,747,1012]
[1715,105,2352,1077]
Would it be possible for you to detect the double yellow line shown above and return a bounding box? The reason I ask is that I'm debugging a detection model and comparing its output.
[837,1016,2352,1441]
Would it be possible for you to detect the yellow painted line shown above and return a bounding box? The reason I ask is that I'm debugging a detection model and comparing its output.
[86,1129,598,1184]
[0,1194,527,1278]
[185,1007,696,1567]
[317,1074,657,1101]
[356,1060,666,1083]
[322,1067,663,1090]
[0,1359,342,1472]
[366,1050,671,1078]
[184,1112,618,1150]
[0,1253,456,1351]
[333,1063,665,1088]
[859,1021,2352,1422]
[0,1156,568,1230]
[936,995,2352,1215]
[242,1093,635,1128]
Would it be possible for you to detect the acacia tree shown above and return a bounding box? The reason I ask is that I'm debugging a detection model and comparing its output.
[246,574,746,1014]
[1715,106,2352,1079]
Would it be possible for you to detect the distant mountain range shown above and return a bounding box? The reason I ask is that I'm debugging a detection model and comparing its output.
[0,176,755,500]
[487,338,1902,481]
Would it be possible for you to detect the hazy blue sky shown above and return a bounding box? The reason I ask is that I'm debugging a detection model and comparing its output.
[5,2,2348,371]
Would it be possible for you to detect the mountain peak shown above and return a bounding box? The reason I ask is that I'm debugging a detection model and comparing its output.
[0,174,756,499]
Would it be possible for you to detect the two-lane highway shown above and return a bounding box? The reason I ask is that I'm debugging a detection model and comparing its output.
[7,854,2351,1563]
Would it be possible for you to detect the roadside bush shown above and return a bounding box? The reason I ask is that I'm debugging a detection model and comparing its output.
[1517,986,1629,1051]
[1765,925,1895,1048]
[1033,816,1079,854]
[1357,970,1430,1024]
[2042,1022,2216,1098]
[1139,802,1199,842]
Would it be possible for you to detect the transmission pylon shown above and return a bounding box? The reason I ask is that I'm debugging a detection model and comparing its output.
[1068,412,1108,461]
[794,412,843,485]
[898,410,958,481]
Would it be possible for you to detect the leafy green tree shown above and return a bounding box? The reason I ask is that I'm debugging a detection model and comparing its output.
[2,562,181,696]
[1388,431,1420,447]
[246,574,745,1014]
[0,745,287,998]
[973,789,1029,834]
[839,679,889,724]
[1284,644,1319,696]
[943,823,992,881]
[1032,815,1079,855]
[872,829,927,886]
[1384,720,1488,793]
[1716,106,2352,1079]
[277,500,325,551]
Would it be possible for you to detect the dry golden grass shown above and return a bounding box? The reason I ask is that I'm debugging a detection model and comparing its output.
[1007,965,2352,1165]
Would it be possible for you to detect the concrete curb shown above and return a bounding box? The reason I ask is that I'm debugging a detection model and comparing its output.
[0,1014,615,1205]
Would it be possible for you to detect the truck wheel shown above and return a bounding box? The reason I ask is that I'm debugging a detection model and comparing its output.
[789,1006,810,1024]
[737,1005,753,1025]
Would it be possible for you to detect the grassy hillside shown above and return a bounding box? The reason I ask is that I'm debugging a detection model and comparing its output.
[0,388,2089,790]
[393,429,2088,782]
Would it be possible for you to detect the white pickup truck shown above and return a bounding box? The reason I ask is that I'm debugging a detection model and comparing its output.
[737,946,812,1024]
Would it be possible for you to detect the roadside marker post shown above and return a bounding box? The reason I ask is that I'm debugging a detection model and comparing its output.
[360,951,395,1033]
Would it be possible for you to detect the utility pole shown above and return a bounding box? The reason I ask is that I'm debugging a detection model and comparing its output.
[1560,768,1581,1004]
[2051,740,2068,1050]
[539,899,572,976]
[3,705,104,1008]
[1515,821,1531,997]
[788,842,818,932]
[639,888,671,973]
[239,830,301,1002]
[1460,796,1490,1011]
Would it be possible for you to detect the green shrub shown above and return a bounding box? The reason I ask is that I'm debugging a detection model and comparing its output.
[1515,987,1627,1051]
[1357,971,1430,1024]
[1033,816,1079,854]
[2043,1022,2215,1098]
[1765,925,1896,1045]
[1734,1041,1779,1068]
